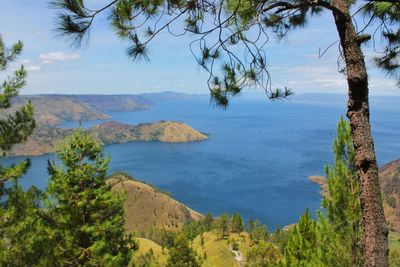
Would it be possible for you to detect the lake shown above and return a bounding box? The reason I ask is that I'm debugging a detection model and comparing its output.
[2,93,400,229]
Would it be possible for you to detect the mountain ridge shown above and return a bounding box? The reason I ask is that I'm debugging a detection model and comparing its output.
[7,120,208,157]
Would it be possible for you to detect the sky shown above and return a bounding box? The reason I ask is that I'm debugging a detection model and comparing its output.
[0,0,398,95]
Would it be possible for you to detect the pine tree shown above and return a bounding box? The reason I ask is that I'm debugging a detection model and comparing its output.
[215,213,230,239]
[231,213,244,233]
[283,118,364,266]
[319,117,363,266]
[202,212,214,232]
[0,35,37,266]
[45,130,137,266]
[283,210,322,266]
[166,234,200,267]
[0,34,35,189]
[248,219,269,244]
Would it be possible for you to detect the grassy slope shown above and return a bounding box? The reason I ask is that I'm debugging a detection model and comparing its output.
[134,238,168,266]
[390,231,400,252]
[192,231,251,267]
[109,173,203,235]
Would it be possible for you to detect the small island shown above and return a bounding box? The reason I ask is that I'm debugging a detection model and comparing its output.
[7,120,208,157]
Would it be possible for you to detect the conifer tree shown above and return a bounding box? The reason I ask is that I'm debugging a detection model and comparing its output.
[319,117,363,266]
[202,212,214,232]
[0,35,37,266]
[45,130,137,266]
[215,213,230,239]
[248,219,269,244]
[283,210,322,266]
[283,118,363,266]
[166,234,200,267]
[231,213,244,233]
[0,35,35,187]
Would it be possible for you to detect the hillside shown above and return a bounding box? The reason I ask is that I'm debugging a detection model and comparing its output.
[309,159,400,232]
[379,159,400,232]
[1,95,110,125]
[73,94,152,112]
[132,238,168,266]
[192,232,252,267]
[1,95,152,126]
[7,120,208,157]
[109,173,203,235]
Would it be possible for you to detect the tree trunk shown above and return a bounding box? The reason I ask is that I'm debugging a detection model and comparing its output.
[330,1,388,266]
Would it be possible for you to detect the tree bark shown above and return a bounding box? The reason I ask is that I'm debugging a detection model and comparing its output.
[331,1,388,266]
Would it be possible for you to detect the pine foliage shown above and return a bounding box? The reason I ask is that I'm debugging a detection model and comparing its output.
[44,130,137,266]
[283,118,363,266]
[166,234,200,267]
[0,35,37,266]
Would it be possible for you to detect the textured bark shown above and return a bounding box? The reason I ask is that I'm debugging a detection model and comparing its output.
[331,1,388,266]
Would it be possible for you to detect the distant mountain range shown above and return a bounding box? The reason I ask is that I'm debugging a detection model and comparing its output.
[0,92,206,126]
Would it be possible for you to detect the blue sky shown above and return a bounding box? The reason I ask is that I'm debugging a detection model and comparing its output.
[0,0,398,95]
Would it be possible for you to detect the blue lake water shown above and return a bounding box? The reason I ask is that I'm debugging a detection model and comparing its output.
[2,93,400,229]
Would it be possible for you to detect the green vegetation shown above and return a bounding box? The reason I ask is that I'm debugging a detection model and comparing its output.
[248,219,269,244]
[166,234,200,267]
[0,35,36,266]
[215,213,230,239]
[231,214,244,233]
[282,118,363,266]
[245,241,281,267]
[133,238,168,267]
[45,131,137,265]
[390,232,400,252]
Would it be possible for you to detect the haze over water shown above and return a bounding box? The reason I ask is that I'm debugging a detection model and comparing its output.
[3,93,400,229]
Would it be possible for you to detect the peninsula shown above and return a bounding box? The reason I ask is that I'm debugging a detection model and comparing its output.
[7,120,208,157]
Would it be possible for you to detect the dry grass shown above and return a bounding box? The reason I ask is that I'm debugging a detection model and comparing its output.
[133,237,168,265]
[192,231,252,267]
[110,173,203,235]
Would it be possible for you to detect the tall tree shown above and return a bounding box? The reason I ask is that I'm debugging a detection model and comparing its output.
[231,213,244,233]
[0,35,36,265]
[320,117,363,266]
[45,130,137,266]
[248,219,269,244]
[283,119,365,266]
[215,213,230,239]
[283,210,322,266]
[166,234,200,267]
[52,0,399,265]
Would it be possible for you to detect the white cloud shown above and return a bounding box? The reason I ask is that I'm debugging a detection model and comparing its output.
[39,52,81,64]
[27,65,41,72]
[19,60,41,72]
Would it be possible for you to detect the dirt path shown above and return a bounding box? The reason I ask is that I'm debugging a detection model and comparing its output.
[231,248,244,267]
